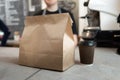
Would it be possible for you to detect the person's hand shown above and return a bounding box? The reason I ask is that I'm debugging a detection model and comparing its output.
[73,34,78,47]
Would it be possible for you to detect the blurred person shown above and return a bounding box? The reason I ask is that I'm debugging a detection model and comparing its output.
[34,0,78,46]
[0,19,10,46]
[117,14,120,55]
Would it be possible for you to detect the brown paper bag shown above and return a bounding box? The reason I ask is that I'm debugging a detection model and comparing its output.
[19,13,75,71]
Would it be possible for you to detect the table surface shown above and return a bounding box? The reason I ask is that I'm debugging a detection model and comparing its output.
[0,47,120,80]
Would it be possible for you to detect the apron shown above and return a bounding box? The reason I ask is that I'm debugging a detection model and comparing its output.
[42,8,73,25]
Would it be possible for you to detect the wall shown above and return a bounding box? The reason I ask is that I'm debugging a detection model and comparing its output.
[0,0,24,38]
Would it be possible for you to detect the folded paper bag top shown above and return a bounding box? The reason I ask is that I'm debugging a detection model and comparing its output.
[19,13,75,71]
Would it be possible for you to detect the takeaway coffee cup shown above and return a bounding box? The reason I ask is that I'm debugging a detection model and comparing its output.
[79,41,96,64]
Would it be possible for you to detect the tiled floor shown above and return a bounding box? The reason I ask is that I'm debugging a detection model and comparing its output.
[0,47,120,80]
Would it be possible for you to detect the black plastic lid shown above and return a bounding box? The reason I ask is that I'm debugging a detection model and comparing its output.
[79,41,96,46]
